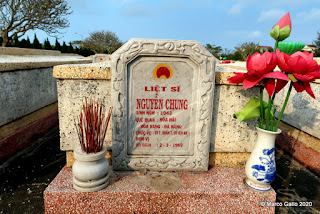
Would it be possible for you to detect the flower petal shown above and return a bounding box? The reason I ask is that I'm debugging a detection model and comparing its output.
[293,82,305,92]
[248,52,267,72]
[274,12,292,30]
[292,73,315,82]
[277,50,293,73]
[227,73,246,84]
[263,71,290,81]
[265,79,276,97]
[293,82,315,98]
[307,71,320,79]
[243,76,264,90]
[288,55,308,74]
[264,77,288,96]
[305,83,316,99]
[275,79,288,93]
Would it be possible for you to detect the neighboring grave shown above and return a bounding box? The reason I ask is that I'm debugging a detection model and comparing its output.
[92,54,111,63]
[111,39,216,171]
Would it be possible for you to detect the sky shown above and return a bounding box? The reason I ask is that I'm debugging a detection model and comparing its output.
[24,0,320,52]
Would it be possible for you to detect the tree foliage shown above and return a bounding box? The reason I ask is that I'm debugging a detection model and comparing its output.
[67,41,73,53]
[0,33,95,56]
[205,44,222,58]
[32,34,41,49]
[78,47,94,57]
[313,31,320,57]
[43,38,52,50]
[314,31,320,48]
[0,0,72,46]
[54,38,61,51]
[19,36,31,48]
[82,30,122,54]
[234,42,260,60]
[61,41,67,53]
[71,40,82,48]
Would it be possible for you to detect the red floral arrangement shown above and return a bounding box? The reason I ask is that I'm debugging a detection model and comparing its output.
[228,12,320,132]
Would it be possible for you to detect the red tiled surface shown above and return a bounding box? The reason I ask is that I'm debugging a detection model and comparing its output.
[276,132,320,176]
[0,110,58,163]
[44,166,276,213]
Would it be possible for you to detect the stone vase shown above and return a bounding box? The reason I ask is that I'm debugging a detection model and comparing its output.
[245,127,281,191]
[72,146,110,192]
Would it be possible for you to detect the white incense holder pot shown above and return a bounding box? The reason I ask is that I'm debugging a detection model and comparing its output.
[72,146,110,192]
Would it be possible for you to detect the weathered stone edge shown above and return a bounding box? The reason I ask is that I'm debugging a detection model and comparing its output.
[0,47,61,56]
[0,60,92,72]
[53,64,111,79]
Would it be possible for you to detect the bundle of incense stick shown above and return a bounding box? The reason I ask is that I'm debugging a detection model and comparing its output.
[74,98,112,153]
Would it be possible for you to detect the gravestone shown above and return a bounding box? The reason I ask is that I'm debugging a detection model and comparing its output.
[111,39,216,171]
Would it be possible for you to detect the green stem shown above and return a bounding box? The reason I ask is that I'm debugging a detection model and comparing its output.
[269,39,279,131]
[274,40,278,52]
[269,92,276,131]
[259,86,264,128]
[274,82,293,131]
[265,96,272,130]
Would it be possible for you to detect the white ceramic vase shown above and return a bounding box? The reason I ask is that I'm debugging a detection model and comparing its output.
[72,146,110,192]
[245,127,281,191]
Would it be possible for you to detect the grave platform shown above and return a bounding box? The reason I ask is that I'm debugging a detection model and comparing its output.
[44,166,275,213]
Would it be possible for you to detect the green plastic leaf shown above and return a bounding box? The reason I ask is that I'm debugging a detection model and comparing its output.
[270,25,280,40]
[234,97,274,122]
[278,25,291,41]
[288,73,298,82]
[277,41,305,55]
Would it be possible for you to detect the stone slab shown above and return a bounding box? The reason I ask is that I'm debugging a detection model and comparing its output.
[44,166,276,213]
[211,84,259,152]
[0,47,61,55]
[0,67,57,126]
[65,151,251,168]
[0,55,91,72]
[270,82,320,139]
[53,63,111,79]
[56,79,112,150]
[111,39,216,171]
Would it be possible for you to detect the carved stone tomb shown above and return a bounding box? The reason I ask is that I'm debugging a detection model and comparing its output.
[111,39,216,171]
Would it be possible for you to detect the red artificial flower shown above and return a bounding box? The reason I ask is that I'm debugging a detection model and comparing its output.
[228,51,289,96]
[270,12,292,41]
[273,12,292,31]
[277,50,320,98]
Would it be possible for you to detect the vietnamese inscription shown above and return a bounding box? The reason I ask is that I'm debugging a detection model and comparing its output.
[128,58,196,156]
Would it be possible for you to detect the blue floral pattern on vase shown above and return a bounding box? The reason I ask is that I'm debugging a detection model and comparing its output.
[251,148,275,183]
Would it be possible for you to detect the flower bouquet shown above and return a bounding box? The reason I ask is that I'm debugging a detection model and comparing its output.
[228,12,320,191]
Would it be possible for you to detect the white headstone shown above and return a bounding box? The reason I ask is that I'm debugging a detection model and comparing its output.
[111,39,216,171]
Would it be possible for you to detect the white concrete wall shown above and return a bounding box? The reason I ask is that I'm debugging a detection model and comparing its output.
[0,55,91,127]
[268,82,320,139]
[0,67,57,126]
[56,79,112,151]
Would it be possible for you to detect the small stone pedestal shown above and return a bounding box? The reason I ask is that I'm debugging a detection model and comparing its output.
[44,166,275,213]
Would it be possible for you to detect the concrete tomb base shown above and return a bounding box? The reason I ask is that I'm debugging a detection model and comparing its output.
[44,166,275,213]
